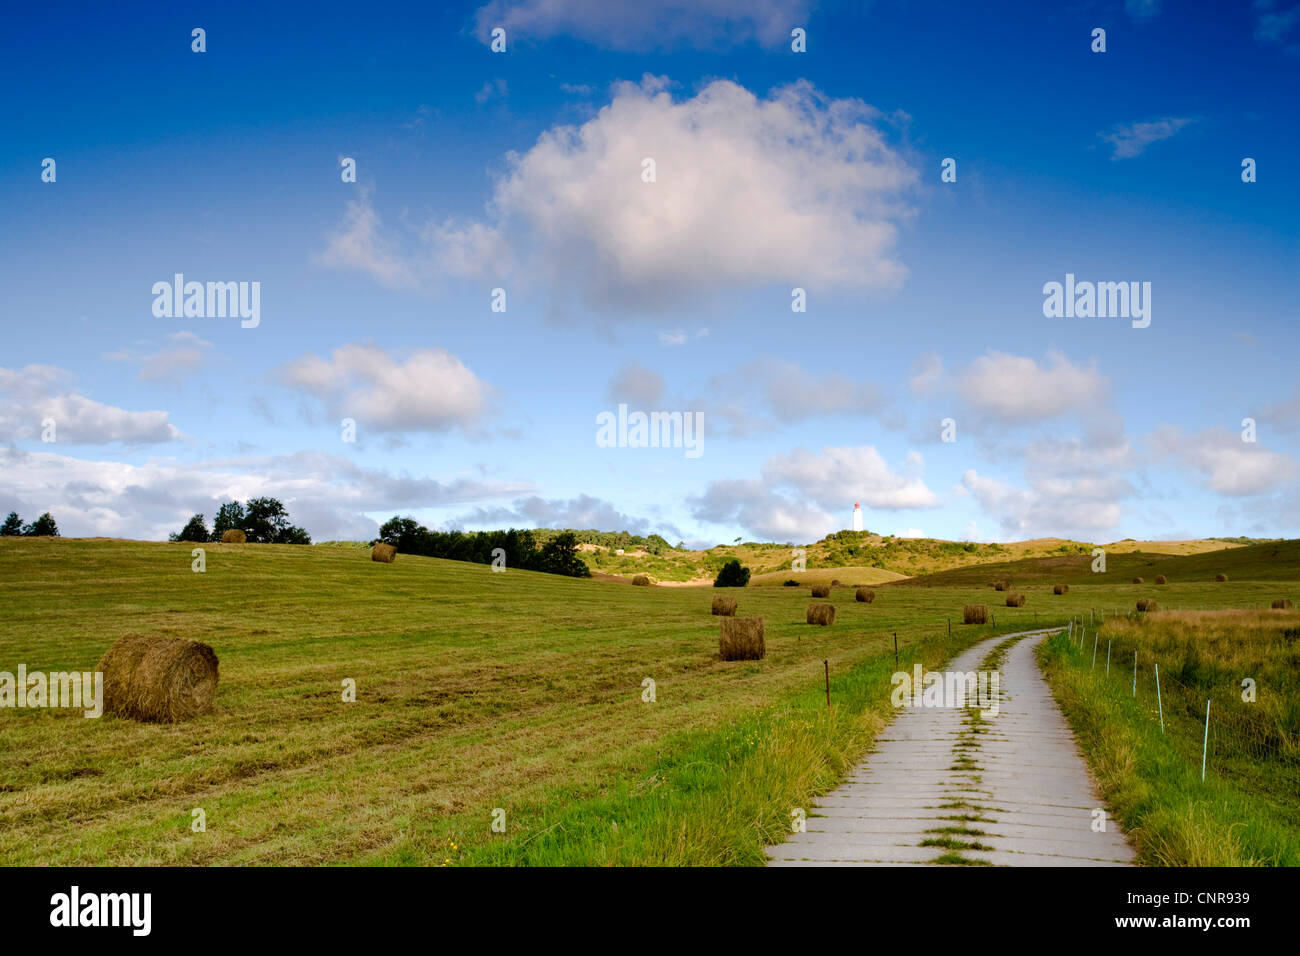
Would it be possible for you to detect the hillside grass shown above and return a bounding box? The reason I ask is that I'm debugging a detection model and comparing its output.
[1038,610,1300,866]
[0,537,1290,866]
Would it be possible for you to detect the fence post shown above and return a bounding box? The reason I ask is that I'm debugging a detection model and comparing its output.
[1202,699,1211,781]
[1155,662,1164,734]
[1132,650,1137,697]
[1106,639,1111,676]
[1091,634,1098,669]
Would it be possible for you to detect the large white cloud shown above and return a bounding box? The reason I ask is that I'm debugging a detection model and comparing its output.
[957,350,1108,425]
[277,344,493,434]
[473,0,813,51]
[0,364,181,445]
[762,445,939,511]
[1148,425,1297,496]
[324,77,916,313]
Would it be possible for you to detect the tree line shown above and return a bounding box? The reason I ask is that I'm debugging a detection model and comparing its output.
[1,511,60,537]
[171,498,311,544]
[378,516,590,578]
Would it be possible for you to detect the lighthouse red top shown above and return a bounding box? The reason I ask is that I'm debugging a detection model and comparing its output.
[854,502,860,508]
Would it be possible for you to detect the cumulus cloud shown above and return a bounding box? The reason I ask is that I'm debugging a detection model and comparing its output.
[962,468,1126,539]
[0,447,533,541]
[473,0,812,51]
[1100,117,1194,160]
[1148,425,1297,496]
[0,364,182,445]
[700,358,888,436]
[277,344,493,434]
[323,77,916,313]
[957,350,1108,424]
[762,445,939,511]
[908,351,943,395]
[606,362,665,406]
[317,191,417,287]
[689,479,837,543]
[106,331,214,383]
[451,493,680,538]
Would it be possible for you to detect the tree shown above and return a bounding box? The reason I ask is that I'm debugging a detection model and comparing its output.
[23,512,60,537]
[378,516,426,552]
[713,558,750,588]
[212,501,246,539]
[0,512,22,536]
[243,497,310,544]
[171,514,210,543]
[538,531,590,577]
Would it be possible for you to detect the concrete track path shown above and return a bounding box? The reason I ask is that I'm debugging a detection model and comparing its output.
[766,629,1135,866]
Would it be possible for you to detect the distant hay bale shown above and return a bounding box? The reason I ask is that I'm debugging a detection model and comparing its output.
[97,635,219,723]
[855,587,875,603]
[810,584,830,598]
[806,603,836,626]
[719,617,765,661]
[992,580,1008,591]
[632,575,651,586]
[830,579,842,587]
[371,542,396,563]
[220,529,245,544]
[711,595,737,616]
[1155,575,1167,585]
[1271,598,1293,609]
[1215,573,1228,582]
[963,604,989,625]
[1136,598,1158,612]
[1132,577,1144,584]
[1053,584,1068,595]
[1005,593,1026,608]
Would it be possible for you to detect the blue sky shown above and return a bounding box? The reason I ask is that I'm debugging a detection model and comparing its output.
[2,0,1298,546]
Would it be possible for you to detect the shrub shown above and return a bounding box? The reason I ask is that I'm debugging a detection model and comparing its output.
[782,579,799,587]
[713,559,751,588]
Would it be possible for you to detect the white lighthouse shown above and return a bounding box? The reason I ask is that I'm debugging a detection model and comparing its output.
[852,502,863,532]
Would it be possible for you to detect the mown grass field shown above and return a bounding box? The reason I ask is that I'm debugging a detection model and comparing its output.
[0,537,1291,866]
[1039,609,1300,866]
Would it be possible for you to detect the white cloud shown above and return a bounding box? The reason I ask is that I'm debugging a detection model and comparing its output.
[1100,117,1194,160]
[277,344,493,434]
[958,350,1107,424]
[962,468,1125,539]
[473,0,812,51]
[0,364,181,445]
[452,493,680,539]
[762,445,939,511]
[689,479,837,543]
[606,362,665,406]
[908,351,943,395]
[1148,425,1297,496]
[0,447,533,541]
[325,77,916,313]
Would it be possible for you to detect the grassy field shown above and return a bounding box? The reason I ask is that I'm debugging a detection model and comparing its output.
[0,537,1293,866]
[1039,610,1300,866]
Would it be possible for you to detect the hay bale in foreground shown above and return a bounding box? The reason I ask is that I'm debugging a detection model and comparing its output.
[1005,593,1026,608]
[1215,573,1228,582]
[855,587,875,603]
[220,529,246,544]
[1132,577,1144,584]
[97,635,219,723]
[993,581,1008,592]
[371,542,396,563]
[806,603,836,626]
[963,604,988,625]
[719,617,765,661]
[711,595,737,616]
[1137,598,1158,613]
[1053,584,1068,595]
[810,584,830,598]
[1155,575,1167,585]
[632,575,651,586]
[1271,598,1293,609]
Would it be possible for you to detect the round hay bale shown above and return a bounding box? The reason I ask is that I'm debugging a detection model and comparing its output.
[220,529,246,544]
[711,595,737,616]
[719,617,765,661]
[1154,575,1167,585]
[830,579,842,587]
[993,580,1008,592]
[806,603,836,626]
[1136,598,1158,613]
[855,587,875,603]
[1271,598,1293,609]
[963,604,988,625]
[810,584,830,598]
[1215,573,1228,582]
[97,635,219,723]
[371,542,397,563]
[782,579,799,587]
[1132,577,1144,584]
[1053,583,1068,595]
[632,574,651,586]
[1005,593,1026,608]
